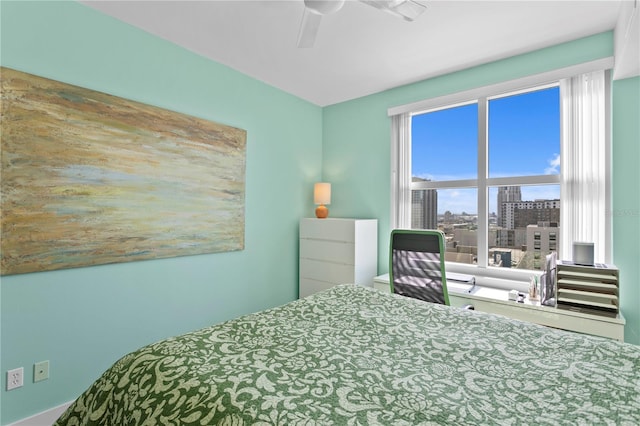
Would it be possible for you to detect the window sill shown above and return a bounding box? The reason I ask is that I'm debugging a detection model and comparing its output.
[445,262,534,293]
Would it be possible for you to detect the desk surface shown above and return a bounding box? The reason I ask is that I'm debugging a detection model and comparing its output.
[374,273,625,326]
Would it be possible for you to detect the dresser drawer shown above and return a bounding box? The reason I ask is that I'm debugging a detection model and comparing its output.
[300,239,355,264]
[300,258,355,284]
[299,278,339,298]
[299,218,356,242]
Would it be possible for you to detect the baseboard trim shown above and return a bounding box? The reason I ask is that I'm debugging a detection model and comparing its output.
[9,401,73,426]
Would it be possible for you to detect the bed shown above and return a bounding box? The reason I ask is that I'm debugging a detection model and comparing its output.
[55,284,640,425]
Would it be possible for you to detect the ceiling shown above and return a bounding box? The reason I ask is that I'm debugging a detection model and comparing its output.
[83,0,629,106]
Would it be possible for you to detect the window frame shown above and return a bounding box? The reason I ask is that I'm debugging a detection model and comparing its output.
[389,57,613,290]
[410,85,561,272]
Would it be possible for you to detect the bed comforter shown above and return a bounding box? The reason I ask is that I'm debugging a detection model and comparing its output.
[55,284,640,425]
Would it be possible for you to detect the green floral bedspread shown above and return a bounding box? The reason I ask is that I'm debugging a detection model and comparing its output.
[55,284,640,425]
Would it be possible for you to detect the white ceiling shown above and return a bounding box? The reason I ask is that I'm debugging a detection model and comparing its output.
[83,0,629,106]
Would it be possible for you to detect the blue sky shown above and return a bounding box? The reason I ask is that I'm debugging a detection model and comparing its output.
[412,86,560,214]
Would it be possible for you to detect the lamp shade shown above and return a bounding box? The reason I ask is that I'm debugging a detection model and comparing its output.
[314,183,331,205]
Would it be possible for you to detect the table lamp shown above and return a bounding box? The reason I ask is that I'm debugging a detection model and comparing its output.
[314,182,331,219]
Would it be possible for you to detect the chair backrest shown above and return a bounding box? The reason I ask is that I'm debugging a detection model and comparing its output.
[389,229,450,305]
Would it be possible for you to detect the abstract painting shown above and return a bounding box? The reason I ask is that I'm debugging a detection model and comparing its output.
[1,67,246,275]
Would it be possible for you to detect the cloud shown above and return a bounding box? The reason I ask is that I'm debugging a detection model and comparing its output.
[521,186,560,202]
[414,173,435,181]
[414,172,476,181]
[545,153,560,174]
[437,188,477,214]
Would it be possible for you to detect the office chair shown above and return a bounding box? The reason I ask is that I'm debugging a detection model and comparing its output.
[389,229,450,305]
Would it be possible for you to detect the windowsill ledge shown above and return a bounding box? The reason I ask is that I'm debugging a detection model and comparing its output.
[444,261,535,293]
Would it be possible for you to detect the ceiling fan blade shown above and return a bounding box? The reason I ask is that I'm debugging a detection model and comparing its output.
[361,0,427,22]
[297,9,323,48]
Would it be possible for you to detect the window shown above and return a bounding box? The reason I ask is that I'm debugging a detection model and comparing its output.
[409,86,560,272]
[390,60,611,286]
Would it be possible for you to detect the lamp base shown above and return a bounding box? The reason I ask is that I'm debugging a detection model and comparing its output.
[315,205,329,219]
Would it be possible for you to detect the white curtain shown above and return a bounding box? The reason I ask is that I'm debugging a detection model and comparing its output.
[390,113,412,229]
[560,70,610,263]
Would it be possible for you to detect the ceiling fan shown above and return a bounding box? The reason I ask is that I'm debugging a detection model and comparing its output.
[297,0,427,48]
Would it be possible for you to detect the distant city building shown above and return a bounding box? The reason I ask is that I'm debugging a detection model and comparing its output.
[526,222,560,269]
[411,177,437,229]
[502,199,560,230]
[445,228,477,265]
[497,186,521,228]
[453,228,477,248]
[514,202,560,228]
[493,250,513,268]
[494,186,560,268]
[494,228,526,248]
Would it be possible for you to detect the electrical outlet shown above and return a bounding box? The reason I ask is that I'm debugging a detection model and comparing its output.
[34,360,49,382]
[7,367,24,391]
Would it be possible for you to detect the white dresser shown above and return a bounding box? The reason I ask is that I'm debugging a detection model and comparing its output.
[299,218,377,298]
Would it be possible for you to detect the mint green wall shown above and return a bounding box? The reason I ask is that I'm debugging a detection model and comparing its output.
[1,3,638,423]
[612,76,640,345]
[0,2,322,423]
[323,32,640,345]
